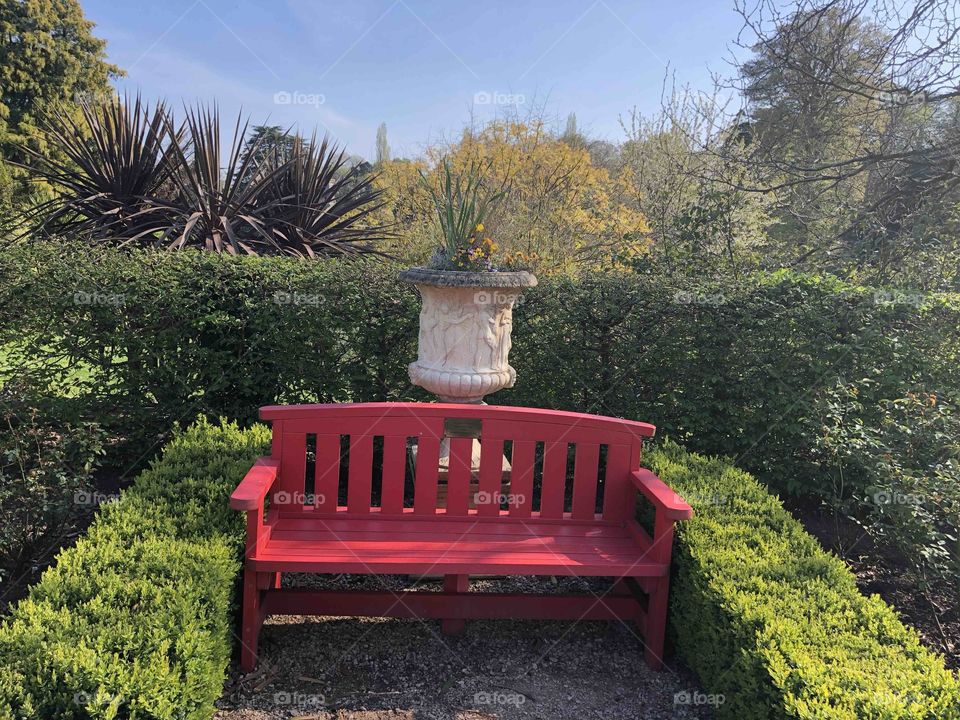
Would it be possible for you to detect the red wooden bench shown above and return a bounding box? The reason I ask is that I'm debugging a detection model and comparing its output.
[230,402,692,672]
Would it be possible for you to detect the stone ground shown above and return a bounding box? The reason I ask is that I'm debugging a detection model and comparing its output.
[214,574,717,720]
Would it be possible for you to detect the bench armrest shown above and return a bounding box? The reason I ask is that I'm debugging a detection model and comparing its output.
[230,457,280,510]
[630,469,693,520]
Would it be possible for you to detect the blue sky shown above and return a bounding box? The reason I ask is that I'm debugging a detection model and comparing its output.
[83,0,746,161]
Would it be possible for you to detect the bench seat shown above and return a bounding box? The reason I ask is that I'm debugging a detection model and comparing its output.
[250,515,666,576]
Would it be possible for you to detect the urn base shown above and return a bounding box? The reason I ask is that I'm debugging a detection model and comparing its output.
[408,362,517,404]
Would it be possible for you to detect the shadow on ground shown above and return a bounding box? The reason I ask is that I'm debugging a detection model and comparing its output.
[215,574,713,720]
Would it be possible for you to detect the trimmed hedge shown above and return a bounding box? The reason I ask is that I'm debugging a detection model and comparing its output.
[0,389,106,587]
[0,419,269,720]
[0,422,955,719]
[4,242,957,579]
[651,440,960,719]
[2,242,959,493]
[0,242,421,471]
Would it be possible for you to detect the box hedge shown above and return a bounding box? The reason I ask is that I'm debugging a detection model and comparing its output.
[0,419,269,720]
[0,422,955,719]
[651,440,960,719]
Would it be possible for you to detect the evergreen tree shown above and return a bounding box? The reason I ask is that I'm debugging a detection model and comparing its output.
[0,0,122,217]
[561,112,584,147]
[375,122,390,165]
[243,125,296,166]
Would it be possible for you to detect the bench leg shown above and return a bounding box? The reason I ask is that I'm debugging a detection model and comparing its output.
[240,567,263,672]
[441,574,468,634]
[643,576,669,670]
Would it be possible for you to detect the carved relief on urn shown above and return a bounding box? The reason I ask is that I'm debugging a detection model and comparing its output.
[400,268,537,403]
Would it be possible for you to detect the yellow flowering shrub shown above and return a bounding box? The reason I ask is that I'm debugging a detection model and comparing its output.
[369,121,651,274]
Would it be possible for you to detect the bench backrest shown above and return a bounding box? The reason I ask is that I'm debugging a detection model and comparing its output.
[261,403,655,524]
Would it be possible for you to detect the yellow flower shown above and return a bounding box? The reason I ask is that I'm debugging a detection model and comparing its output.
[475,223,484,233]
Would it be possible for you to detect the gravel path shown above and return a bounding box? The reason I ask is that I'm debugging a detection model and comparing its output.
[215,573,716,720]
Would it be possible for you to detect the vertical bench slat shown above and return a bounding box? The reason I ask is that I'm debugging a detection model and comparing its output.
[602,443,632,522]
[631,438,642,475]
[314,434,341,513]
[279,432,307,508]
[347,434,374,514]
[271,420,284,460]
[539,441,568,519]
[508,439,536,517]
[413,436,440,515]
[445,436,473,516]
[380,435,407,514]
[571,442,601,519]
[476,436,505,517]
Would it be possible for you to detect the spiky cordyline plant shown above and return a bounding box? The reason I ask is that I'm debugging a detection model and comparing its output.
[258,134,390,257]
[15,101,389,257]
[159,105,295,254]
[16,94,180,245]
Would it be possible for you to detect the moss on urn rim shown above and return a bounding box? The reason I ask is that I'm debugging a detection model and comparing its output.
[399,267,537,288]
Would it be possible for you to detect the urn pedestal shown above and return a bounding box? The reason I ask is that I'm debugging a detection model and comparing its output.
[400,267,537,503]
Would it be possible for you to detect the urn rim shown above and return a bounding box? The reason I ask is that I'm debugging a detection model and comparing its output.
[399,267,537,288]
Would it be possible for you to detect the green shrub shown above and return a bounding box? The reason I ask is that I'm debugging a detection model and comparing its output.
[649,440,960,719]
[0,418,269,720]
[3,243,957,479]
[815,383,960,583]
[512,271,960,495]
[1,241,958,580]
[0,380,105,586]
[0,241,420,471]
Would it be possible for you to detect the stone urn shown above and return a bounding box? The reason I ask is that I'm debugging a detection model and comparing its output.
[399,268,537,403]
